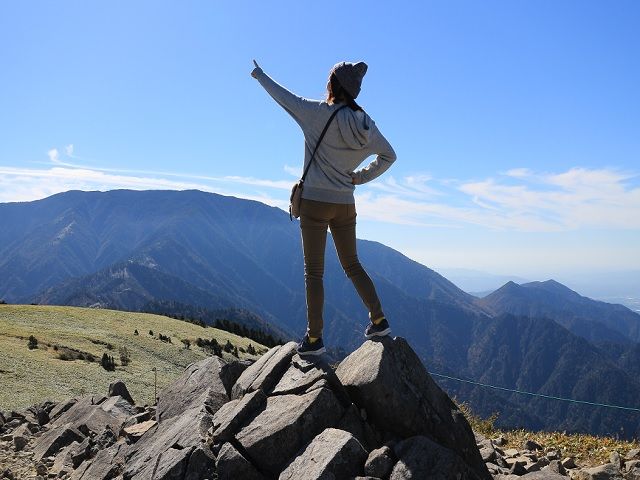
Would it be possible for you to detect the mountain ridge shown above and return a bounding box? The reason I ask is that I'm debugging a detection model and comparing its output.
[2,189,640,439]
[477,278,640,344]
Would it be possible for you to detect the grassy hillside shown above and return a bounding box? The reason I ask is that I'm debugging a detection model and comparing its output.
[0,304,268,411]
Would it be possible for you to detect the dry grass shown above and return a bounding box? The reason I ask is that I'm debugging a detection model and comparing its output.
[0,304,268,410]
[458,402,640,468]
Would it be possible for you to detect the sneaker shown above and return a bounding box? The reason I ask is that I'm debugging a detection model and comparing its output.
[365,317,391,338]
[296,334,326,356]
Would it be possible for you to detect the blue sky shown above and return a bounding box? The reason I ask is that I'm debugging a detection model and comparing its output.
[1,1,639,279]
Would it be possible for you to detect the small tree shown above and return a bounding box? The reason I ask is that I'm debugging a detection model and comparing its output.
[181,339,191,350]
[233,346,239,357]
[28,335,38,350]
[149,330,154,336]
[210,338,223,357]
[223,340,234,353]
[134,329,139,335]
[246,343,256,355]
[119,346,131,366]
[101,353,116,371]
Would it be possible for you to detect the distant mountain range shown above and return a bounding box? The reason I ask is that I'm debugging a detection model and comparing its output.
[476,280,640,344]
[1,189,639,438]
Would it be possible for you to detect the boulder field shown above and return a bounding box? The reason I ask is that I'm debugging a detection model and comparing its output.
[3,336,635,479]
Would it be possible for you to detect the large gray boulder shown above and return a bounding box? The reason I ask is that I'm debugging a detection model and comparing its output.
[336,336,491,479]
[108,379,135,405]
[232,342,297,399]
[32,424,85,461]
[279,428,367,480]
[156,355,232,422]
[122,405,213,479]
[122,356,231,479]
[236,387,345,475]
[216,442,267,480]
[48,397,78,423]
[210,389,267,443]
[149,445,194,480]
[571,462,624,479]
[69,441,127,480]
[364,445,395,478]
[390,435,487,480]
[48,394,133,437]
[183,445,217,480]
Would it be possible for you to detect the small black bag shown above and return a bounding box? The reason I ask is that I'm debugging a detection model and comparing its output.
[289,105,348,220]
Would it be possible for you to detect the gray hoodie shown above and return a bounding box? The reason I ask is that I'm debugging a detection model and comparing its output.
[255,69,397,204]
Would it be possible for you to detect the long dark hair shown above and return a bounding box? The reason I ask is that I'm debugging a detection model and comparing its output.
[326,73,363,112]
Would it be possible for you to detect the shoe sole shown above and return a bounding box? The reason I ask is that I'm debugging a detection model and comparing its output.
[296,347,326,356]
[365,328,391,339]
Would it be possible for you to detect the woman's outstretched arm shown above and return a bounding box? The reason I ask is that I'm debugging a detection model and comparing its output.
[251,60,319,125]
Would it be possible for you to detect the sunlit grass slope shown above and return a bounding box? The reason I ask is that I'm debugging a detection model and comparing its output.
[0,304,268,410]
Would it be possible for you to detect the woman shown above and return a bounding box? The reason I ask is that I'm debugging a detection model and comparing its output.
[251,60,397,356]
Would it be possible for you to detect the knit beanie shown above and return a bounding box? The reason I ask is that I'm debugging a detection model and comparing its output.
[331,61,368,99]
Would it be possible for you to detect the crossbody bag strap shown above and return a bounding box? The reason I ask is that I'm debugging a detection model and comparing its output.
[300,104,348,183]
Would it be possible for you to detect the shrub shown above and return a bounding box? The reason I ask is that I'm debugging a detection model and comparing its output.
[233,346,238,357]
[27,335,38,350]
[106,343,113,350]
[196,338,222,357]
[223,340,234,353]
[119,346,130,366]
[101,353,116,371]
[158,333,172,343]
[246,343,256,355]
[134,329,139,335]
[58,352,71,361]
[181,339,191,349]
[149,330,154,336]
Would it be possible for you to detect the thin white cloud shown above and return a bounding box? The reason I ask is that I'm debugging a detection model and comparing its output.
[284,164,301,177]
[65,144,74,156]
[369,175,443,199]
[47,148,60,164]
[220,176,291,190]
[353,167,640,232]
[504,168,532,178]
[457,168,640,230]
[0,165,289,210]
[1,158,638,233]
[42,152,294,190]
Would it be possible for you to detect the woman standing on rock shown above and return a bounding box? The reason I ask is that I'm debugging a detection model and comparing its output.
[251,60,396,356]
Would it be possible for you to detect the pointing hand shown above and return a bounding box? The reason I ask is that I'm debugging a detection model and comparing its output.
[251,59,263,79]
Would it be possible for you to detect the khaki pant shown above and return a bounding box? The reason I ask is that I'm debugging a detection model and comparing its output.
[299,198,385,338]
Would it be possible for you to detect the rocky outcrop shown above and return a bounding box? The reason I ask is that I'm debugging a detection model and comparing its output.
[3,335,636,479]
[336,336,489,477]
[122,355,230,479]
[477,432,640,479]
[0,338,491,479]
